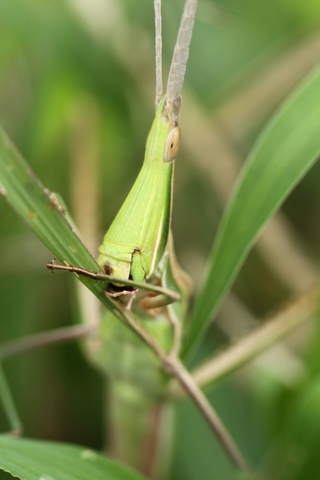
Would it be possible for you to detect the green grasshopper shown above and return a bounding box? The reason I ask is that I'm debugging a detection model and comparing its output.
[49,0,196,314]
[97,0,195,290]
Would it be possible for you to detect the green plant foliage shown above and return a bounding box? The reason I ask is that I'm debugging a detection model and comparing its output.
[1,1,320,479]
[183,66,320,359]
[0,127,124,319]
[0,436,146,480]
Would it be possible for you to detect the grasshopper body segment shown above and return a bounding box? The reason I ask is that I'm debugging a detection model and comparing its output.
[98,97,179,284]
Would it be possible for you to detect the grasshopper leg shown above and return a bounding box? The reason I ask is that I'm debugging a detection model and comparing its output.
[105,289,137,310]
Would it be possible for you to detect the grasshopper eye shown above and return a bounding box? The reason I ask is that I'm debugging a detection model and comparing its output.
[164,126,181,162]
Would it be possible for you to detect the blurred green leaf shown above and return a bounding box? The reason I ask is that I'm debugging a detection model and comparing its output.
[288,376,320,448]
[0,436,146,480]
[182,66,320,359]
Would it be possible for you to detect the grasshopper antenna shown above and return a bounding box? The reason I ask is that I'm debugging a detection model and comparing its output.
[154,0,163,108]
[166,0,197,122]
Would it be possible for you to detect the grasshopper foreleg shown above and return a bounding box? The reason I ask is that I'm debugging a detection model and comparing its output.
[46,260,180,310]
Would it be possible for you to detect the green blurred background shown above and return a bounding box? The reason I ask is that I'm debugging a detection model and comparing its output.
[1,0,320,479]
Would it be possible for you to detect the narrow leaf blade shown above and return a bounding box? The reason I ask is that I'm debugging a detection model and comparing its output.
[0,436,146,480]
[0,128,121,317]
[182,67,320,358]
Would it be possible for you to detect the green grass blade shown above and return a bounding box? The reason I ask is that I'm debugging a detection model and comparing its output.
[182,66,320,359]
[0,436,146,480]
[0,127,122,318]
[0,365,21,434]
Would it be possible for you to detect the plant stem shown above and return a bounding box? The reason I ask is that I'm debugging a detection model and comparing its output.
[123,311,254,478]
[175,286,318,396]
[164,357,254,479]
[106,382,174,480]
[0,325,95,360]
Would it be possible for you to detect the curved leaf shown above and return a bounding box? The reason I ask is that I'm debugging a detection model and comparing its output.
[0,128,123,319]
[182,66,320,359]
[0,436,146,480]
